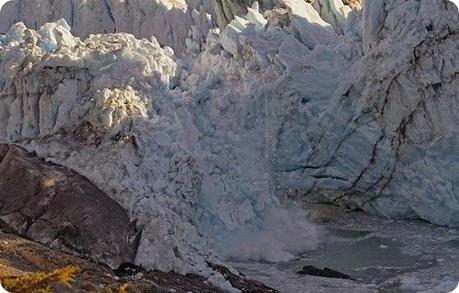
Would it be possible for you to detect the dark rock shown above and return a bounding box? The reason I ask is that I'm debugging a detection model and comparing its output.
[0,143,140,269]
[208,262,279,292]
[114,262,143,277]
[0,230,222,293]
[297,265,355,281]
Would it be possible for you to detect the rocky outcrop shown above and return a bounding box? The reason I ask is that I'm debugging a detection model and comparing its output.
[0,144,138,269]
[0,230,277,293]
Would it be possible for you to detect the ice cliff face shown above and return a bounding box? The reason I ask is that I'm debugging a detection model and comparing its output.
[298,0,459,226]
[0,0,458,275]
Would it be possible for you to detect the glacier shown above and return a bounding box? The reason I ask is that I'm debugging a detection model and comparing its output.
[0,0,458,281]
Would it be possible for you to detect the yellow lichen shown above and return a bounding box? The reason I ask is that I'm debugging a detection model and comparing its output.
[100,283,131,293]
[118,284,130,293]
[0,265,78,293]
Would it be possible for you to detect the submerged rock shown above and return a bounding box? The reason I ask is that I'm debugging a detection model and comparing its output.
[297,265,355,281]
[208,263,279,292]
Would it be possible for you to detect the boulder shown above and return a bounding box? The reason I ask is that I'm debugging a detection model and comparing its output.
[0,144,139,269]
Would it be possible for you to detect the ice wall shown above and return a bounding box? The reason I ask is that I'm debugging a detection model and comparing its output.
[184,0,459,228]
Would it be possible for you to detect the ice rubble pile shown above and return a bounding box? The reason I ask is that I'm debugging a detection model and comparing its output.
[0,0,458,274]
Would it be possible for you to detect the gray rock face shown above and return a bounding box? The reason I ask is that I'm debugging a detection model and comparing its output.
[0,143,139,269]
